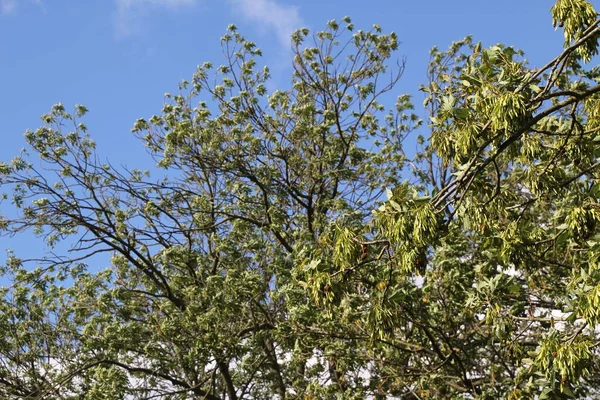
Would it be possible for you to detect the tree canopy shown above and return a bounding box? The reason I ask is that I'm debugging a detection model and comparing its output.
[1,1,600,398]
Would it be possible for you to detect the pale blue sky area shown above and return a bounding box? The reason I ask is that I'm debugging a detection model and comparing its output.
[0,0,595,262]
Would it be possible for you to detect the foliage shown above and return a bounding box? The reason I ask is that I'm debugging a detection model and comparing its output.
[1,4,600,399]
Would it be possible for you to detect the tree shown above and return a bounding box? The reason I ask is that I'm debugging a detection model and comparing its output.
[0,2,599,398]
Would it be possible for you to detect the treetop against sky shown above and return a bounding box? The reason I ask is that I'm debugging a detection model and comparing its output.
[0,0,573,260]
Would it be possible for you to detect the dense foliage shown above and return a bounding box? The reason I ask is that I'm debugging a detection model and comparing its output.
[1,1,600,398]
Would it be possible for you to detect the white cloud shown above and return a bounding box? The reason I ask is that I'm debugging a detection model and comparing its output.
[0,0,43,15]
[229,0,301,48]
[113,0,302,50]
[0,0,18,14]
[113,0,198,37]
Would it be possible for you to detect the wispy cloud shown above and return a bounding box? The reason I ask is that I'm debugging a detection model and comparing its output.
[114,0,301,48]
[0,0,16,15]
[0,0,44,15]
[229,0,301,48]
[114,0,198,37]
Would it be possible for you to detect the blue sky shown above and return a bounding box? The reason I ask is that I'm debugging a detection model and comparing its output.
[0,0,594,261]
